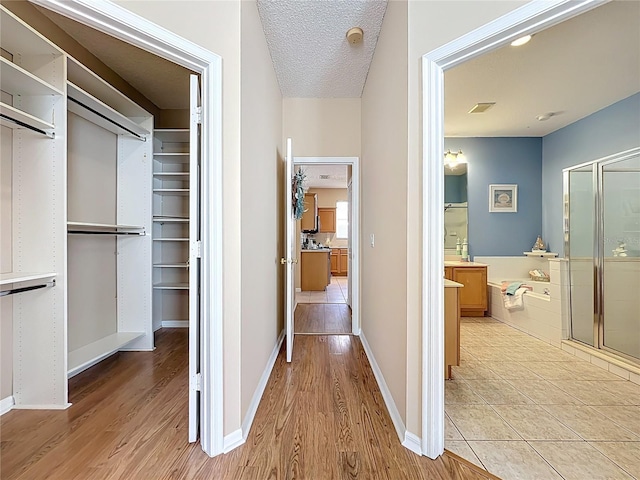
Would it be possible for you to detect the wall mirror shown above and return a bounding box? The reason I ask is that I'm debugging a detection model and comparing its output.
[444,163,468,251]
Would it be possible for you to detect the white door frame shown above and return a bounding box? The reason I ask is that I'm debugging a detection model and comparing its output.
[30,0,224,457]
[420,0,607,459]
[294,156,360,335]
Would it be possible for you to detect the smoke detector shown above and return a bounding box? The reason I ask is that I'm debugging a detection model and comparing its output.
[346,27,364,45]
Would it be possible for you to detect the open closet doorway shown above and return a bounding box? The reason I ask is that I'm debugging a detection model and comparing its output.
[293,157,360,337]
[1,0,224,457]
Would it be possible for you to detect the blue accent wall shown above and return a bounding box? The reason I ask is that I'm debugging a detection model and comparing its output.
[542,93,640,255]
[445,137,543,257]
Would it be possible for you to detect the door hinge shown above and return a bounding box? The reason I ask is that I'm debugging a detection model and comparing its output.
[193,240,202,258]
[193,106,202,124]
[194,372,202,391]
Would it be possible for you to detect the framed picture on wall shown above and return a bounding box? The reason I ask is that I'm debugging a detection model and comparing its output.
[489,184,518,212]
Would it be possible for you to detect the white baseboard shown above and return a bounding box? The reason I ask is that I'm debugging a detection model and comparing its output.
[359,332,409,447]
[12,402,72,410]
[222,429,243,453]
[241,329,285,439]
[223,329,285,454]
[161,320,189,328]
[1,396,15,416]
[403,431,423,455]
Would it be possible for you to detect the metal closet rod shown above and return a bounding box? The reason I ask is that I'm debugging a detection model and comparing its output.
[0,113,53,138]
[67,96,146,141]
[0,279,56,297]
[67,230,145,236]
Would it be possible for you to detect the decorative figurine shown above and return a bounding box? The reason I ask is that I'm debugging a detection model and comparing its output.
[532,235,546,252]
[612,241,628,257]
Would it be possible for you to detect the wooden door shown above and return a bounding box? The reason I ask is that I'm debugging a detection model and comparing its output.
[284,138,295,362]
[188,74,201,442]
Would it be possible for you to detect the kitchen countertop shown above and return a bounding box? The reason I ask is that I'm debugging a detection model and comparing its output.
[444,260,488,267]
[444,279,464,288]
[301,248,331,253]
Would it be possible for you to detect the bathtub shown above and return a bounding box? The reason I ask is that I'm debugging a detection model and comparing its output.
[492,279,551,297]
[486,274,564,347]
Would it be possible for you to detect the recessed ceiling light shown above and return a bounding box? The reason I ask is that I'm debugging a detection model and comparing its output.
[468,103,495,114]
[511,35,532,47]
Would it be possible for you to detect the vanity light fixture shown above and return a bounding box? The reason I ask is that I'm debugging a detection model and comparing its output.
[444,150,466,169]
[511,35,532,47]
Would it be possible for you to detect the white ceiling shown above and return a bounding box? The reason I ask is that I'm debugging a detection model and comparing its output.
[256,0,388,98]
[296,164,348,189]
[33,0,638,138]
[445,0,640,137]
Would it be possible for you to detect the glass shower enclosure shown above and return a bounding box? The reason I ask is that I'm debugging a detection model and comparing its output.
[565,147,640,363]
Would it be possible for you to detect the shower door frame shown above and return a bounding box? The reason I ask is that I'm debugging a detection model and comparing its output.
[564,147,640,364]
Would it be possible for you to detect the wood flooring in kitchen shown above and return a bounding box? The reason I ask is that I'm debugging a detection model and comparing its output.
[1,329,496,480]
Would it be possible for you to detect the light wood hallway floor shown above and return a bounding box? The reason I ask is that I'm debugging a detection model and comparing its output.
[1,329,497,480]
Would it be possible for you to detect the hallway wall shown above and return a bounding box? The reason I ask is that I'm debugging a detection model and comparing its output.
[240,0,283,431]
[361,0,409,430]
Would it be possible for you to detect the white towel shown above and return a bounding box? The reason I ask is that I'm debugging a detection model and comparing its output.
[503,287,528,310]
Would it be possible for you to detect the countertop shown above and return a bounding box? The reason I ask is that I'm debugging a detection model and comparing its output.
[301,248,331,253]
[444,261,488,267]
[444,279,464,288]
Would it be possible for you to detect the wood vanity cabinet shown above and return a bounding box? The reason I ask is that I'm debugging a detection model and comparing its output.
[301,193,317,231]
[318,207,336,233]
[445,265,487,316]
[331,248,348,276]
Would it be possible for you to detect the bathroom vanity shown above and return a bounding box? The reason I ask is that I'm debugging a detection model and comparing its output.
[444,261,488,316]
[444,278,463,379]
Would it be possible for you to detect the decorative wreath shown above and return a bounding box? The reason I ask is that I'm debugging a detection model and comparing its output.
[292,168,306,220]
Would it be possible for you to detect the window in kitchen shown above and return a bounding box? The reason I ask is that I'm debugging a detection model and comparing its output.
[336,201,349,239]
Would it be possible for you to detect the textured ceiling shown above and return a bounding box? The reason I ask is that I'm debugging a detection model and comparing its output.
[256,0,387,98]
[445,0,640,137]
[296,164,348,189]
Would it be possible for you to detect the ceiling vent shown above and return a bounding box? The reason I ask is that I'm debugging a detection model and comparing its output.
[319,175,331,180]
[468,102,496,114]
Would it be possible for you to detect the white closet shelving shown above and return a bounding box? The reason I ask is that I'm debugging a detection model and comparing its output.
[65,55,153,378]
[1,5,66,407]
[153,129,191,329]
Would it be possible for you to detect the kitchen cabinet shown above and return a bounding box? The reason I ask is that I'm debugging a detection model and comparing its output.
[301,250,330,291]
[444,262,487,316]
[301,193,317,232]
[331,248,349,276]
[318,207,336,233]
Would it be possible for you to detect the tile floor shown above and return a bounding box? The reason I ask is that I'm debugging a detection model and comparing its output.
[295,275,348,304]
[446,316,640,480]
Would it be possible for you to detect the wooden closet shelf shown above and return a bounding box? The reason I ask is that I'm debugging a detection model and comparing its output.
[153,217,189,223]
[67,82,149,140]
[153,238,189,242]
[0,57,63,97]
[153,153,190,163]
[0,272,56,286]
[153,283,189,290]
[0,102,55,137]
[153,263,189,268]
[153,189,189,195]
[1,6,63,58]
[67,332,145,378]
[153,172,189,178]
[154,129,189,143]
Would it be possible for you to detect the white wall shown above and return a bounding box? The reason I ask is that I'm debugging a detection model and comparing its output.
[283,98,361,157]
[361,0,409,428]
[240,0,283,426]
